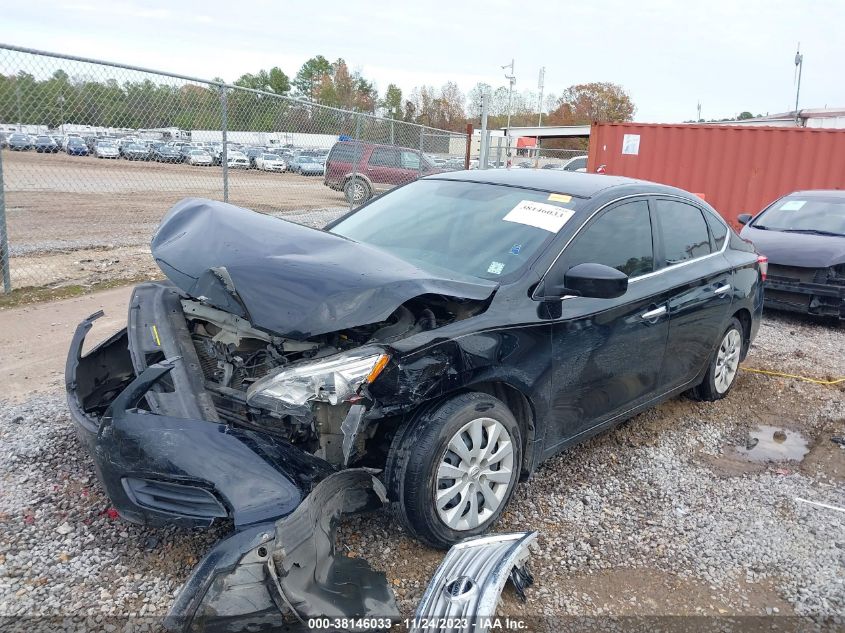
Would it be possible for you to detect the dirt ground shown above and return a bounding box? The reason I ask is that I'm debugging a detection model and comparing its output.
[1,150,349,289]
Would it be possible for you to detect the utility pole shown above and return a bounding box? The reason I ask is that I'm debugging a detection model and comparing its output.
[535,67,545,167]
[502,59,515,166]
[479,91,490,169]
[696,100,701,122]
[794,44,804,125]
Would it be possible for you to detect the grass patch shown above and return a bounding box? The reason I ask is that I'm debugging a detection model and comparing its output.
[0,275,155,309]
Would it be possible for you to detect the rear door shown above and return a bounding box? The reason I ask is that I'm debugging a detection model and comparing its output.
[365,147,403,192]
[652,198,734,390]
[546,198,671,449]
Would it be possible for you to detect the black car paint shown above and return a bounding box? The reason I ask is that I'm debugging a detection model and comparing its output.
[740,191,845,318]
[66,170,762,532]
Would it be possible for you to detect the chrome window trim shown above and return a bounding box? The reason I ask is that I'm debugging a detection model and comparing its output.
[533,192,730,299]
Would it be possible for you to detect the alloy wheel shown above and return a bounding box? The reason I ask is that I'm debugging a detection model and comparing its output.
[714,328,741,393]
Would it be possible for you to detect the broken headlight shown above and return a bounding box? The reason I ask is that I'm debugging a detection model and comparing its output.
[246,348,389,413]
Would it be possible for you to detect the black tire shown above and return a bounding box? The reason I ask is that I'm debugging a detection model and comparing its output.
[691,317,744,401]
[385,392,522,549]
[344,177,371,204]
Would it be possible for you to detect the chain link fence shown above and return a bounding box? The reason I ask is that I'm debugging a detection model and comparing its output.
[0,44,470,293]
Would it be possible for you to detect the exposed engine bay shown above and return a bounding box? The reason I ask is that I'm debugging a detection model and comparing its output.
[183,294,485,464]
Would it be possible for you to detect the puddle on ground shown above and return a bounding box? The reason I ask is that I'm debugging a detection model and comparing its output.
[734,425,809,462]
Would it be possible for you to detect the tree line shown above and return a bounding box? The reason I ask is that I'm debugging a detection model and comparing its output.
[0,55,636,143]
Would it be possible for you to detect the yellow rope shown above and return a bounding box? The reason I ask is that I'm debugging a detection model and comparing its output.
[741,367,845,386]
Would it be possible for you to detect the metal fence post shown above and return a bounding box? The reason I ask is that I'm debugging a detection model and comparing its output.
[350,113,361,211]
[0,147,11,293]
[418,127,425,178]
[219,85,229,203]
[465,123,473,169]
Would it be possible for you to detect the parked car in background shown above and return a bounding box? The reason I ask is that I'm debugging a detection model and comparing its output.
[325,141,439,203]
[541,163,562,170]
[34,135,60,153]
[226,151,250,169]
[739,190,845,319]
[66,171,763,551]
[562,155,588,172]
[186,149,212,166]
[289,154,325,176]
[153,146,182,163]
[122,143,150,161]
[255,153,287,172]
[7,133,32,151]
[66,137,89,156]
[94,142,120,159]
[244,147,264,168]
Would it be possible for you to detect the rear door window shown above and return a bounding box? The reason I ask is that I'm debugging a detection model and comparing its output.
[703,210,728,250]
[368,147,400,167]
[400,150,421,170]
[654,199,712,266]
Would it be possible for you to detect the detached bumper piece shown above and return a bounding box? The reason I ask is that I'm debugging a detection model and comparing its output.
[165,469,400,633]
[411,532,537,633]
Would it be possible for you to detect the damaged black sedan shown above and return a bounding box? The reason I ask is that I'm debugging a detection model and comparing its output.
[67,170,764,549]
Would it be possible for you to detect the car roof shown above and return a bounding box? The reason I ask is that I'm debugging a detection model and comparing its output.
[426,169,665,199]
[785,189,845,198]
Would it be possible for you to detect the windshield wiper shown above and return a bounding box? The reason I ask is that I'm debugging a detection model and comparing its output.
[781,228,845,237]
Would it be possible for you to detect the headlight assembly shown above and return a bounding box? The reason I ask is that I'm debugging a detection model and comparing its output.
[245,348,389,414]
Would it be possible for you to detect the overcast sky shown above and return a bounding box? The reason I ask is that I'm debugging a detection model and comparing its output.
[3,0,843,122]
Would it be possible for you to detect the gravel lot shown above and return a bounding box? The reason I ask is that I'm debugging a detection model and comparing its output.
[2,150,350,289]
[0,310,843,631]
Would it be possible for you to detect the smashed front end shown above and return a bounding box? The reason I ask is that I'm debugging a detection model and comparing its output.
[65,198,495,529]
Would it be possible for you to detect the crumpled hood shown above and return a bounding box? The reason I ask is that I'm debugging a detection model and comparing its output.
[151,198,497,339]
[740,226,845,268]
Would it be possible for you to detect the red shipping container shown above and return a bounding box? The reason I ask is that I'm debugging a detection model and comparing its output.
[587,122,845,228]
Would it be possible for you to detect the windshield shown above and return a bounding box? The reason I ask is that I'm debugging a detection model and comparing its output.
[36,136,51,142]
[754,195,845,236]
[330,179,583,281]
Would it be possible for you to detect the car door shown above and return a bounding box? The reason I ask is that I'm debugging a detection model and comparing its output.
[365,147,402,192]
[545,198,671,451]
[652,198,734,390]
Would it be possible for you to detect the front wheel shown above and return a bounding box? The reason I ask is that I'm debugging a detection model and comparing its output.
[344,177,371,204]
[692,317,744,401]
[386,393,522,549]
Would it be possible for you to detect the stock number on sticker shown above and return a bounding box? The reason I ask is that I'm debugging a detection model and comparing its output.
[308,618,393,630]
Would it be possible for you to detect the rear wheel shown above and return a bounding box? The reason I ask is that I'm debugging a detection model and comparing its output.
[692,317,744,401]
[344,177,371,204]
[386,393,522,549]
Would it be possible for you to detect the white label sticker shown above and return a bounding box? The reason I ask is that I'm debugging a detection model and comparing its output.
[780,200,806,211]
[487,261,505,275]
[503,200,575,233]
[622,134,640,155]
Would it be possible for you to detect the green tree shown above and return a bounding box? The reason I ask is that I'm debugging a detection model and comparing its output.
[380,83,403,119]
[293,55,332,100]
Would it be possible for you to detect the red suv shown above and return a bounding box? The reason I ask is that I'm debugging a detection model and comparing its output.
[325,141,440,203]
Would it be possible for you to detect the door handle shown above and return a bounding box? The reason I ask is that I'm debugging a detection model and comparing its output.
[641,306,667,321]
[714,284,732,295]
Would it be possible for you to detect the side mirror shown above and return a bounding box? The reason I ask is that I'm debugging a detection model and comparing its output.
[542,263,628,300]
[737,213,752,225]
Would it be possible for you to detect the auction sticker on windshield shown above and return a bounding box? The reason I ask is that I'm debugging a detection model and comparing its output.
[780,200,806,211]
[503,200,575,233]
